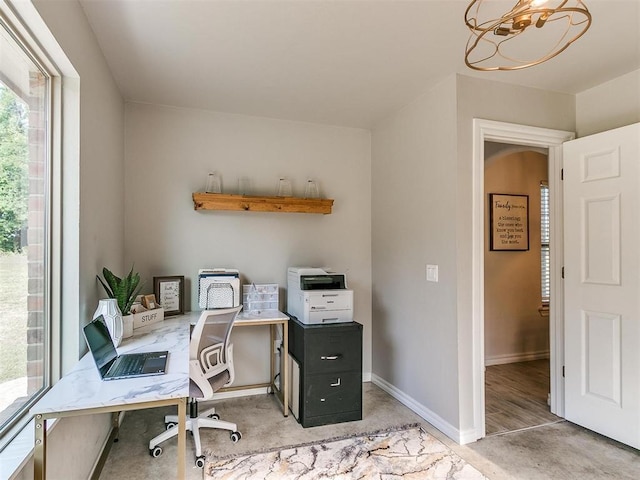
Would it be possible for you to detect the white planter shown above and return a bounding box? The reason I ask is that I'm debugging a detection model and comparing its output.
[93,298,123,347]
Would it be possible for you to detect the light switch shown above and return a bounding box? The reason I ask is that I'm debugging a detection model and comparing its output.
[426,264,439,282]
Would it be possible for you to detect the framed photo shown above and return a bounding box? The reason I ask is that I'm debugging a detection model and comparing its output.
[489,193,529,251]
[153,276,184,316]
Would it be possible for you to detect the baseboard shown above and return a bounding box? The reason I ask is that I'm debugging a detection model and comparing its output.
[485,350,550,366]
[371,374,468,445]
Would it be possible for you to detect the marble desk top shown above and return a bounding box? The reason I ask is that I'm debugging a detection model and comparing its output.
[31,317,190,416]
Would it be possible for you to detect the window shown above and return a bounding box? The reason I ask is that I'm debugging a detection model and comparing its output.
[540,182,550,304]
[0,16,51,444]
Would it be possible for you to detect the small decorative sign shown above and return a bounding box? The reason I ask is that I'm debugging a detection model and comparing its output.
[154,275,185,316]
[489,193,529,251]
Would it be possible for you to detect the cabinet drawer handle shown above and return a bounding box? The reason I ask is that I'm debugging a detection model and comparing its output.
[330,378,341,387]
[322,294,339,297]
[321,355,341,360]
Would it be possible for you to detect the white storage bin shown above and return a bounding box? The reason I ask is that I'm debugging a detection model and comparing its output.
[243,284,279,312]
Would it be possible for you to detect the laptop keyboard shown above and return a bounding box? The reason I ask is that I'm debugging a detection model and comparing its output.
[110,355,145,376]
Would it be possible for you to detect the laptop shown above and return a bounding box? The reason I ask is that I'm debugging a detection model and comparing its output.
[83,315,168,380]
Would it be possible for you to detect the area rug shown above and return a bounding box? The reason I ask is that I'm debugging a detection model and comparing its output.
[205,425,488,479]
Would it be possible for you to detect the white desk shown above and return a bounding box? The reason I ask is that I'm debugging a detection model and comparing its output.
[185,309,290,416]
[30,317,190,480]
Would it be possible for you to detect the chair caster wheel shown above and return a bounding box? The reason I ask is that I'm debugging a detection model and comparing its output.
[208,413,220,420]
[195,456,205,468]
[230,431,242,443]
[150,446,163,458]
[165,422,176,430]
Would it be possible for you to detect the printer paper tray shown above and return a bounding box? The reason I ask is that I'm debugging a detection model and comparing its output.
[298,309,353,325]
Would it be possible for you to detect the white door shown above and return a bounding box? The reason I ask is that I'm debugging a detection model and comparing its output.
[563,123,640,449]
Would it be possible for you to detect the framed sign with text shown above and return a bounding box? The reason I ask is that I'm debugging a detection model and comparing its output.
[153,275,185,316]
[489,193,529,251]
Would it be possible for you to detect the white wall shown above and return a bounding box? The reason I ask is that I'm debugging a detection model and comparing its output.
[34,0,126,350]
[576,69,640,137]
[371,76,460,436]
[484,149,549,365]
[13,1,126,479]
[123,103,372,383]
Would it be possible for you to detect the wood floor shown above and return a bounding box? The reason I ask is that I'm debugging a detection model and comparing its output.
[485,359,561,436]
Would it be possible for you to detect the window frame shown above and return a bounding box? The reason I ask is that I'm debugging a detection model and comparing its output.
[0,4,60,450]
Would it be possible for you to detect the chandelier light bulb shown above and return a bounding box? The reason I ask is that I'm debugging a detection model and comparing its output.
[531,0,550,7]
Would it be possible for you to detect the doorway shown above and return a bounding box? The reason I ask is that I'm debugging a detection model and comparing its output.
[483,142,559,435]
[470,119,575,441]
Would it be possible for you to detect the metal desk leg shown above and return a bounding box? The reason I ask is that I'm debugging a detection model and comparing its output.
[177,398,187,479]
[269,325,275,394]
[282,321,289,417]
[34,414,46,480]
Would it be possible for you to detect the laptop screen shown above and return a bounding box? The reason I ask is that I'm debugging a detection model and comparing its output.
[84,316,118,376]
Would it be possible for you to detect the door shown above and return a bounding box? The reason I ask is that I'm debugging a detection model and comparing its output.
[563,123,640,449]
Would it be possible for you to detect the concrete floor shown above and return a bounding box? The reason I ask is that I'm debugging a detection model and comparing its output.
[100,383,639,479]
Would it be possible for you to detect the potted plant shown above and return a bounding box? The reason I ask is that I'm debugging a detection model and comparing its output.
[97,266,144,341]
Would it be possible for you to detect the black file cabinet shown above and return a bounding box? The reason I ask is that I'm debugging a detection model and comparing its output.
[288,315,362,427]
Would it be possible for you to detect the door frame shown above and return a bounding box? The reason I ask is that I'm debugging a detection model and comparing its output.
[471,119,575,440]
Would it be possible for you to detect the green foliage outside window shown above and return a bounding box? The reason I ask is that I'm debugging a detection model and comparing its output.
[0,84,28,252]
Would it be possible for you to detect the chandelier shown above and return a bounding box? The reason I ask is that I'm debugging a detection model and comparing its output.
[464,0,592,71]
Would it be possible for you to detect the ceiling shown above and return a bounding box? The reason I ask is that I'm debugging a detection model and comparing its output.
[78,0,640,129]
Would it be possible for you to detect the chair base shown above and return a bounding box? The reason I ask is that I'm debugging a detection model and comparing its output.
[148,405,240,465]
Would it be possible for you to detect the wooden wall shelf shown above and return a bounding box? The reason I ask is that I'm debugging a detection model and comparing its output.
[192,192,334,214]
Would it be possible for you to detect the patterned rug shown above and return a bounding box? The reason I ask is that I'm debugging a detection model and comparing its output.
[205,425,488,479]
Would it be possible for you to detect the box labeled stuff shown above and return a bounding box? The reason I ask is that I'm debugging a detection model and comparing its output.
[132,307,164,330]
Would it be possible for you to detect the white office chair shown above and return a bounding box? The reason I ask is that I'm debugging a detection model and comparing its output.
[149,306,243,468]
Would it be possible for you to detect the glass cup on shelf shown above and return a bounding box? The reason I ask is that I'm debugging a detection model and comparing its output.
[238,176,251,195]
[205,172,222,193]
[304,179,319,198]
[276,177,292,197]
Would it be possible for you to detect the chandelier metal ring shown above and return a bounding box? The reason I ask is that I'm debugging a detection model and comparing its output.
[464,0,592,71]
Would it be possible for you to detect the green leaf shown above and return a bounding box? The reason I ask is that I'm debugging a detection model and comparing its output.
[97,275,114,298]
[97,265,145,314]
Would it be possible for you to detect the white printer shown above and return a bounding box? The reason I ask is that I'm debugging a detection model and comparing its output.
[287,267,353,325]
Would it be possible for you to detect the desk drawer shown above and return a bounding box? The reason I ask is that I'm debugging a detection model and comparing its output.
[304,372,361,418]
[305,329,361,373]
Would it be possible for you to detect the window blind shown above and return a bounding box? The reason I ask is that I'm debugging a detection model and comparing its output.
[540,182,550,302]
